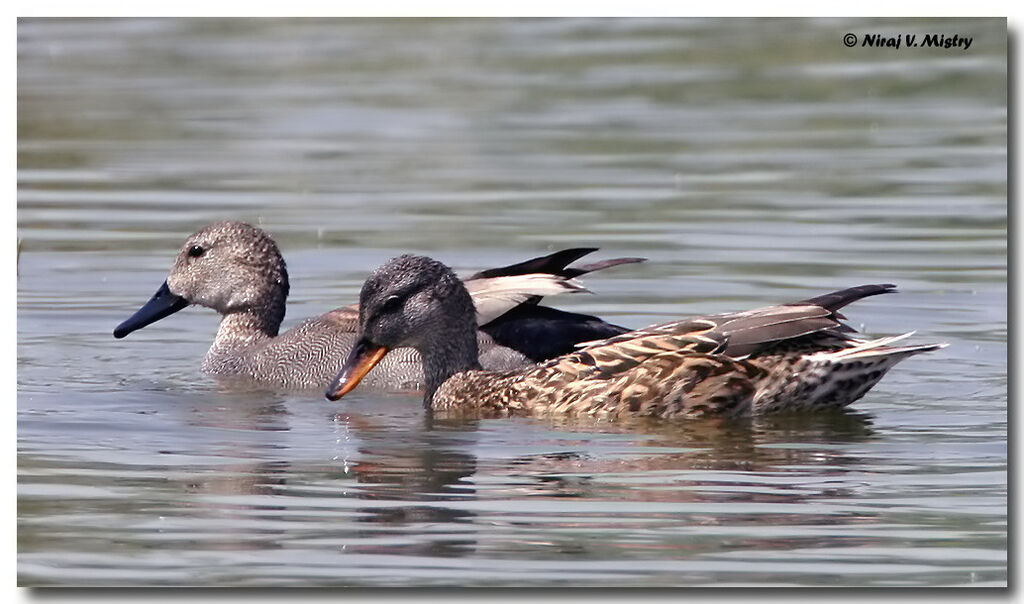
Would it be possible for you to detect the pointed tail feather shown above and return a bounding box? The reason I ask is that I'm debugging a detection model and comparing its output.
[562,256,646,278]
[792,283,897,316]
[813,332,947,362]
[469,248,600,280]
[469,248,645,280]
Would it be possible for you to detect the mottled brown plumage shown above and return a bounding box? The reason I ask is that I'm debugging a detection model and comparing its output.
[113,222,641,391]
[327,255,944,418]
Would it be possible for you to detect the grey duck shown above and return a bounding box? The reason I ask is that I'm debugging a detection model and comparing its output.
[113,221,642,391]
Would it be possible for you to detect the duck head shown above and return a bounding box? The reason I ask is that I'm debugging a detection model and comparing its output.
[326,254,479,401]
[113,221,289,338]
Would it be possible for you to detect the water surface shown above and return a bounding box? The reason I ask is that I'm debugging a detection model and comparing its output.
[17,17,1006,587]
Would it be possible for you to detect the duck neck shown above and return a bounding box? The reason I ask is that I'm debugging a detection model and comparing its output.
[211,292,286,351]
[420,320,482,407]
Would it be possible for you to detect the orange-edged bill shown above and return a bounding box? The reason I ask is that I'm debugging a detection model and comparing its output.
[325,338,389,400]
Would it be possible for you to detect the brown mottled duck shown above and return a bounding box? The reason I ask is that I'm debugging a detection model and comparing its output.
[326,254,944,418]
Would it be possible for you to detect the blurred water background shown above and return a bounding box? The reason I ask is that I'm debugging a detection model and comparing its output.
[17,17,1006,586]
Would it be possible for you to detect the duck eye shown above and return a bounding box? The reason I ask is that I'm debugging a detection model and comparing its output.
[188,245,205,258]
[380,295,402,313]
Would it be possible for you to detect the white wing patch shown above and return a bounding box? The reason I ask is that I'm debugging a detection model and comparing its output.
[466,273,589,325]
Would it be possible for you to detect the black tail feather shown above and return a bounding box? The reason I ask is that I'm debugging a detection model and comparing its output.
[470,248,599,280]
[792,283,897,314]
[563,256,646,278]
[470,248,645,281]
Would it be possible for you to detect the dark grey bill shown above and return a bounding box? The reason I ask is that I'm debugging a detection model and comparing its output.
[113,281,189,338]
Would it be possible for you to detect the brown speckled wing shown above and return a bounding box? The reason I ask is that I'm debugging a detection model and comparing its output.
[435,321,761,419]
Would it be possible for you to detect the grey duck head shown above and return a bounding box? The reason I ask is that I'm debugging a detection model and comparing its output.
[326,254,479,401]
[114,221,290,338]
